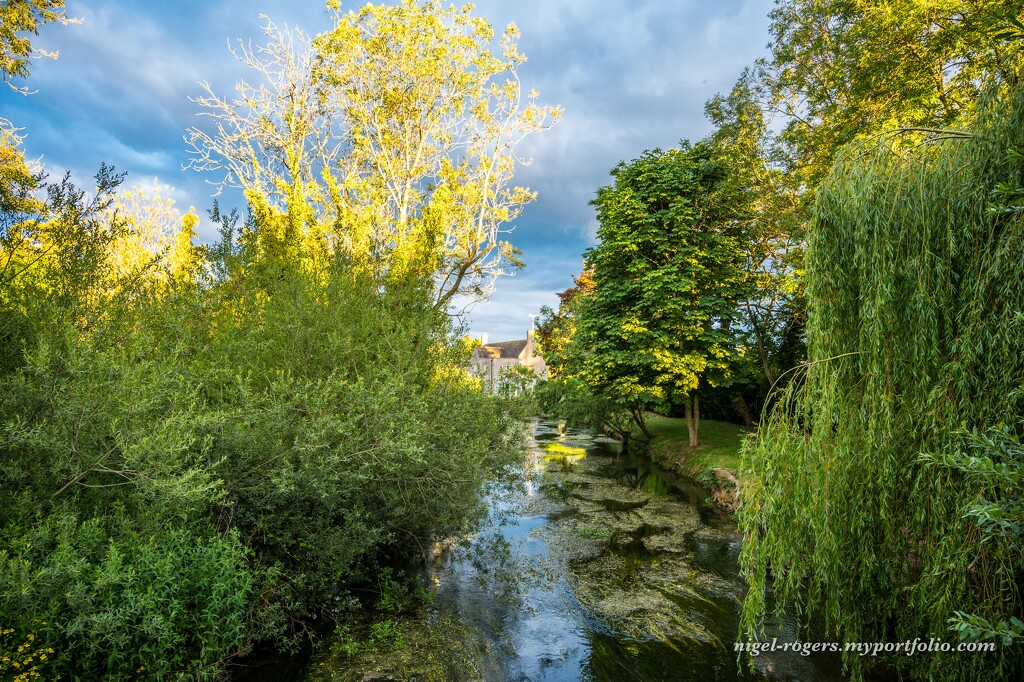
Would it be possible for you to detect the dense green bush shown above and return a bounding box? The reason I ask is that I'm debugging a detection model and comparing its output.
[0,235,521,678]
[0,507,266,679]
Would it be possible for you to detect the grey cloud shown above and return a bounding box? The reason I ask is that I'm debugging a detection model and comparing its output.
[2,0,775,331]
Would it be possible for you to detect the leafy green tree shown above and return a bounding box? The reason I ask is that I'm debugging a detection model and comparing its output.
[566,143,747,448]
[756,0,1023,190]
[705,76,806,389]
[699,1,1024,412]
[535,268,593,378]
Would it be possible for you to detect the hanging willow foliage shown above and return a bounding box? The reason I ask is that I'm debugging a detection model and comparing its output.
[737,85,1024,681]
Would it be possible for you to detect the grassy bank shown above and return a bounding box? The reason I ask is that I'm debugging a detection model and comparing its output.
[645,415,749,473]
[642,415,752,510]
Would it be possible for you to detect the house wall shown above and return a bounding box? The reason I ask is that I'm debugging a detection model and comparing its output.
[467,329,547,393]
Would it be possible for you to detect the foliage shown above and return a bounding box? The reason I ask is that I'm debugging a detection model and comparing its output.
[737,86,1024,681]
[988,6,1024,42]
[0,0,73,91]
[535,269,594,378]
[0,3,534,679]
[697,2,1024,407]
[535,375,618,435]
[705,76,806,389]
[0,510,264,680]
[563,142,747,447]
[923,424,1024,648]
[0,626,53,682]
[0,165,129,377]
[186,0,560,309]
[0,194,523,678]
[577,524,611,540]
[496,363,539,406]
[755,0,1023,190]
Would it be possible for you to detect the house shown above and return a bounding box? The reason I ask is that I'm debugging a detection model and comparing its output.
[469,329,547,393]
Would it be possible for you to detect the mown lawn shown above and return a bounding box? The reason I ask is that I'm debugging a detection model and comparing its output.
[644,414,752,474]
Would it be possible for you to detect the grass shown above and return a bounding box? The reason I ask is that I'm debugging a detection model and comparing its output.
[643,414,751,475]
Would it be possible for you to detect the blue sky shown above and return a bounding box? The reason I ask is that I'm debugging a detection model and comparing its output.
[2,0,773,342]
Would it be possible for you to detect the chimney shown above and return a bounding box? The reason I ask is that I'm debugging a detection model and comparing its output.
[526,328,535,359]
[479,333,488,347]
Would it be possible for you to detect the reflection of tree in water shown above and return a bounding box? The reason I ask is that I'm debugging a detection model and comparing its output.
[524,453,535,497]
[462,532,523,608]
[601,462,674,497]
[445,457,561,613]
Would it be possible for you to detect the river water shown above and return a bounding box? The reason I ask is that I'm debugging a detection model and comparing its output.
[302,419,848,681]
[421,420,846,681]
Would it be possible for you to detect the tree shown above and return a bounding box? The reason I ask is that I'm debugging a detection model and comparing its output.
[105,185,185,280]
[0,0,73,92]
[705,75,806,389]
[0,0,84,306]
[738,85,1024,681]
[186,1,560,308]
[698,1,1024,406]
[535,268,594,378]
[755,0,1023,189]
[565,143,747,448]
[1,0,71,252]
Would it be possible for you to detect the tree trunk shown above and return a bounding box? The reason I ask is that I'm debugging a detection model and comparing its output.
[683,399,690,444]
[732,394,756,427]
[690,391,700,448]
[745,302,777,385]
[684,392,700,448]
[604,418,631,457]
[630,407,653,442]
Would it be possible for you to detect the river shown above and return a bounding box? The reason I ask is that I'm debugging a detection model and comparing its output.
[307,419,848,681]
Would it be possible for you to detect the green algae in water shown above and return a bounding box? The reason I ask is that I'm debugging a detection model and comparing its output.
[306,422,850,681]
[305,614,485,682]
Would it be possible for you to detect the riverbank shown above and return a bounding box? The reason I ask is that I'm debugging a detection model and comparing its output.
[643,415,751,511]
[303,420,844,681]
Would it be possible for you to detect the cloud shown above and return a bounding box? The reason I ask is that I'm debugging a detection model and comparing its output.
[471,0,772,246]
[1,0,775,328]
[463,274,563,343]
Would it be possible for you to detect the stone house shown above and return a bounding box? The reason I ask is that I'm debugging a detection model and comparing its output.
[469,329,547,393]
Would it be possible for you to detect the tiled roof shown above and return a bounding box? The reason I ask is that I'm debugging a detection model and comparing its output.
[483,339,527,359]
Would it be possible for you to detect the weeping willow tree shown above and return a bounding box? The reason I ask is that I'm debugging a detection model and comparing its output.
[737,85,1024,681]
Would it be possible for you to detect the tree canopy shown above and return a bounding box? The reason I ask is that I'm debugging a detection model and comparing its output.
[186,0,560,309]
[757,0,1023,188]
[557,142,747,446]
[0,0,71,90]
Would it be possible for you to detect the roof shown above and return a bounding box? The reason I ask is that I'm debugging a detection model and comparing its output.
[482,339,528,359]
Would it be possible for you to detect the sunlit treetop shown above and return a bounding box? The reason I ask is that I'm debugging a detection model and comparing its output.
[0,0,75,93]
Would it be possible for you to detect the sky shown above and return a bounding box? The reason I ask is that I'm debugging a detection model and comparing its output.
[2,0,774,342]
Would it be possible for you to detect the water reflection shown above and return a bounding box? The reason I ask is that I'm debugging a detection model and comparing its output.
[431,420,848,681]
